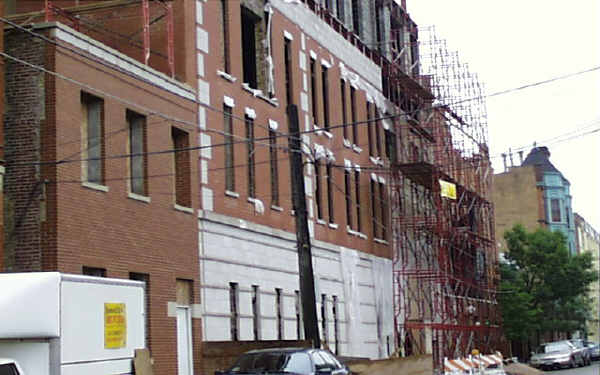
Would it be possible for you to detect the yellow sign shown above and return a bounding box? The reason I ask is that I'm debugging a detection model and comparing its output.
[439,180,457,199]
[104,303,127,349]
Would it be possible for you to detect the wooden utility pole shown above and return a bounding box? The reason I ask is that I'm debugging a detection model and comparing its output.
[287,104,320,348]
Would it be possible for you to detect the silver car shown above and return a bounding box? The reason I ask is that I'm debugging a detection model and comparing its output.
[529,340,585,370]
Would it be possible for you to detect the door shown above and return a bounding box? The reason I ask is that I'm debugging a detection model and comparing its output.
[177,306,193,375]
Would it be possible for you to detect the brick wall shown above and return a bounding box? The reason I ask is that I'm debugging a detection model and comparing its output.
[5,24,201,375]
[3,30,47,271]
[202,340,311,375]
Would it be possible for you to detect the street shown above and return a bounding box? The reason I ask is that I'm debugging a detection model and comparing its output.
[546,361,600,375]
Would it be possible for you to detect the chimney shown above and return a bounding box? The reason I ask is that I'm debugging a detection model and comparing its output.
[501,153,507,172]
[401,0,407,10]
[508,148,514,167]
[518,151,524,165]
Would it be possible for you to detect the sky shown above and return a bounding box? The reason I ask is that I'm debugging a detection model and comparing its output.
[406,0,600,232]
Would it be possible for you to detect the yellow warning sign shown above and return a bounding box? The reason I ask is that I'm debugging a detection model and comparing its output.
[104,303,127,349]
[439,180,457,200]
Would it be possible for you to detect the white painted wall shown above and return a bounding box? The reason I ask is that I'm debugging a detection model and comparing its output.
[198,210,395,359]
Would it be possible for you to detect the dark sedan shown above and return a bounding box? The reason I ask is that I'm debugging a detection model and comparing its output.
[216,348,350,375]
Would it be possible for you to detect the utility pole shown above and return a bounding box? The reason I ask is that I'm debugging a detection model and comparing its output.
[287,104,320,348]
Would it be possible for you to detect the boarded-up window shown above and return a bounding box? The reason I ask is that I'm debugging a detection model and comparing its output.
[172,127,191,207]
[127,111,147,196]
[81,93,104,184]
[224,105,235,191]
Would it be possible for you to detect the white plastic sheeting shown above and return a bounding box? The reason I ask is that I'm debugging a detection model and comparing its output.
[373,257,395,358]
[340,248,361,357]
[0,272,61,338]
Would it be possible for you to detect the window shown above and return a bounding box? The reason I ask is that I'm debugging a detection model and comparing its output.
[276,288,283,340]
[81,93,104,184]
[321,294,328,345]
[354,170,361,232]
[252,285,260,340]
[284,38,294,105]
[340,79,348,139]
[224,105,235,191]
[83,266,106,277]
[310,58,319,126]
[371,178,379,238]
[367,101,374,156]
[344,169,353,229]
[551,199,561,222]
[351,0,361,35]
[130,272,151,350]
[385,128,396,163]
[350,86,357,144]
[321,65,330,130]
[295,290,302,339]
[335,0,345,21]
[315,160,323,220]
[230,282,239,341]
[269,130,279,206]
[375,108,382,157]
[326,162,334,224]
[245,115,255,198]
[221,0,230,73]
[379,181,387,239]
[127,111,147,196]
[332,295,339,354]
[172,127,191,207]
[241,6,261,89]
[375,5,382,53]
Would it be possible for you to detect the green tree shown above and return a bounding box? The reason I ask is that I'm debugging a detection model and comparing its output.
[500,225,597,355]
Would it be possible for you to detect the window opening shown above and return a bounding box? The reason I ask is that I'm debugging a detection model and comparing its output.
[127,110,147,196]
[315,160,323,220]
[355,170,361,232]
[321,65,330,130]
[276,288,283,340]
[221,0,230,73]
[230,282,239,341]
[172,127,191,207]
[81,93,104,184]
[284,38,294,105]
[326,163,334,224]
[245,115,256,198]
[350,86,357,144]
[344,169,353,229]
[269,130,279,206]
[340,79,348,139]
[310,58,319,126]
[252,285,260,340]
[224,105,235,191]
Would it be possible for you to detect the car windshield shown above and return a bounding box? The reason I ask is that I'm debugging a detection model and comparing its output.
[539,342,570,353]
[228,352,311,374]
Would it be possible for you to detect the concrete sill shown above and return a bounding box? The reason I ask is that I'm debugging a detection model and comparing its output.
[271,205,284,212]
[128,192,151,203]
[374,238,389,245]
[217,70,237,82]
[174,204,194,214]
[328,223,339,229]
[82,181,109,193]
[241,83,279,107]
[316,219,327,226]
[352,144,363,154]
[225,190,240,198]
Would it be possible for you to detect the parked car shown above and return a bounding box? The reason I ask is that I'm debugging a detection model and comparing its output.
[215,348,350,375]
[570,339,591,365]
[584,341,600,360]
[529,340,585,370]
[0,359,24,375]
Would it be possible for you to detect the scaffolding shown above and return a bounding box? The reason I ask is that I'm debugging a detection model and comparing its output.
[385,23,502,369]
[12,0,175,77]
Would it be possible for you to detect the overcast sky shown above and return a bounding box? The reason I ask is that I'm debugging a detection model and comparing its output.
[406,0,600,232]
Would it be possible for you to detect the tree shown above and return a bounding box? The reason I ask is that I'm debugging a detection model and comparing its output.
[500,225,597,356]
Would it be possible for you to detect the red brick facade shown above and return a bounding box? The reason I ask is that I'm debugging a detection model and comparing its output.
[4,25,201,375]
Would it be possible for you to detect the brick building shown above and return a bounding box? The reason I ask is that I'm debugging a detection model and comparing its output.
[3,8,200,374]
[3,0,499,373]
[493,146,576,254]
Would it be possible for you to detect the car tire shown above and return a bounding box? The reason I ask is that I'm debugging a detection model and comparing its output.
[569,357,576,368]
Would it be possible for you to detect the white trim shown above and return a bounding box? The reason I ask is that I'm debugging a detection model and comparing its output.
[82,181,109,192]
[284,30,294,40]
[52,24,195,101]
[371,173,378,181]
[309,50,317,59]
[344,159,352,171]
[128,192,151,203]
[175,204,194,214]
[245,107,257,119]
[378,176,386,184]
[354,164,361,172]
[217,70,237,82]
[225,190,240,198]
[268,119,279,130]
[224,95,235,107]
[321,59,332,69]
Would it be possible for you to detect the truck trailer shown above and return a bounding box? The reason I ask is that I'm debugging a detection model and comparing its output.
[0,272,145,375]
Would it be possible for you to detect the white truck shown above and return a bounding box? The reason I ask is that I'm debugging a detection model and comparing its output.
[0,272,146,375]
